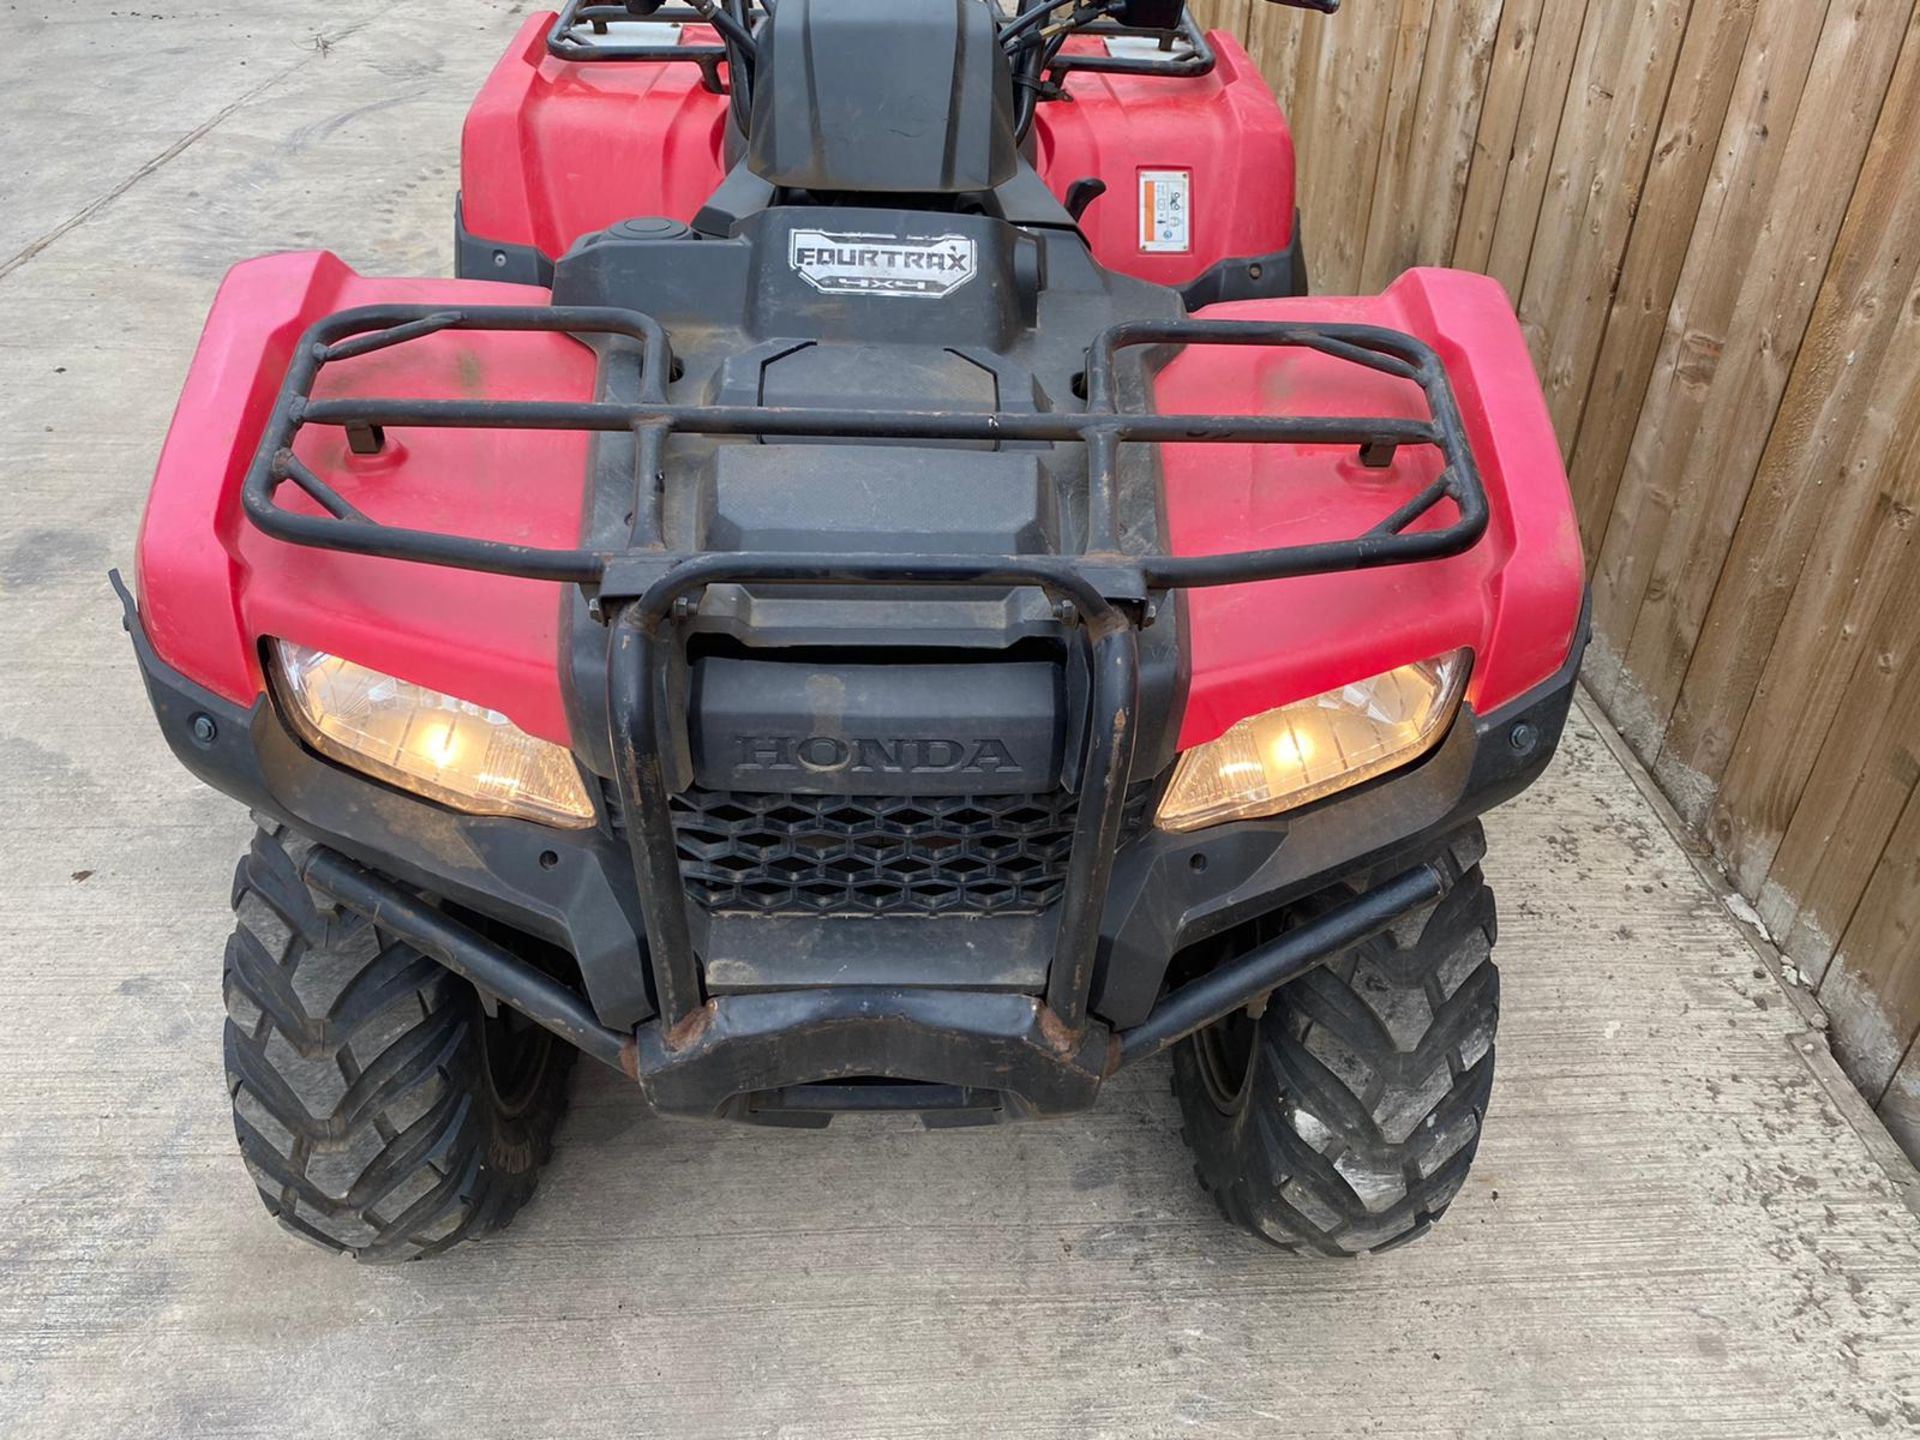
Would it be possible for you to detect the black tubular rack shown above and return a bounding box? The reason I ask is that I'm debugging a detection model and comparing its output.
[242,305,1487,1043]
[546,3,1218,87]
[1041,14,1216,82]
[547,2,764,90]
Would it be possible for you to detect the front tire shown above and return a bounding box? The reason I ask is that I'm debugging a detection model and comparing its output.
[221,824,572,1262]
[1172,832,1499,1256]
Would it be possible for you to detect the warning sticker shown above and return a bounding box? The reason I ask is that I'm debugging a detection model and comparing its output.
[1139,170,1192,254]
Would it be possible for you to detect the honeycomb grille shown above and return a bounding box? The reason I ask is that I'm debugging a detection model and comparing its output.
[668,788,1079,916]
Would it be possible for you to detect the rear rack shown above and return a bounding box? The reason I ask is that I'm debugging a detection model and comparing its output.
[545,4,1216,93]
[241,304,1487,1049]
[1045,15,1216,82]
[546,2,761,91]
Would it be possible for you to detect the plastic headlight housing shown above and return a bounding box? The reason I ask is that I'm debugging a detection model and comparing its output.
[270,641,595,828]
[1156,650,1471,833]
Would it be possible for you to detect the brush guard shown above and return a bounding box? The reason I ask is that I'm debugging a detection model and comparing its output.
[241,302,1487,1112]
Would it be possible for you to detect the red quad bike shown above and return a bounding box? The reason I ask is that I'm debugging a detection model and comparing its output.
[120,0,1587,1261]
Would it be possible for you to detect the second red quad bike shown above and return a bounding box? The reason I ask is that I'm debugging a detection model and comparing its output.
[122,0,1587,1261]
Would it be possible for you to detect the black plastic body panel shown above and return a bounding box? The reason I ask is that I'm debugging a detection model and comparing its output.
[1094,642,1582,1024]
[458,189,1312,312]
[698,445,1058,551]
[701,911,1055,991]
[118,576,1587,1040]
[453,194,555,287]
[112,577,656,1027]
[633,985,1111,1121]
[549,204,1191,789]
[1180,212,1310,309]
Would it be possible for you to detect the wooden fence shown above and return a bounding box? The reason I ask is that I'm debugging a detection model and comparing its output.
[1186,0,1920,1152]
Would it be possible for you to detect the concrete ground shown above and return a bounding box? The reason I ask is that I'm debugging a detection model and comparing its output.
[3,4,1919,1436]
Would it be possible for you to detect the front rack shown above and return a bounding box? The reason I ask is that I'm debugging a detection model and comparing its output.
[246,307,1484,595]
[242,305,1487,1045]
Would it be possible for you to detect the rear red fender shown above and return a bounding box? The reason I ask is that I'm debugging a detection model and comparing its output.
[139,256,1582,758]
[461,14,732,260]
[1032,29,1296,288]
[459,15,1294,288]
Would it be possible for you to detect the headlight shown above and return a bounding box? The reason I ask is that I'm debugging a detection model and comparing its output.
[1155,650,1471,833]
[270,641,595,828]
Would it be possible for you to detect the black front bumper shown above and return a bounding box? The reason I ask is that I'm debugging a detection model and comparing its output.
[118,575,1585,1121]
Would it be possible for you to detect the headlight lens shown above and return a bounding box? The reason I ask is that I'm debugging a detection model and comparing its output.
[1155,650,1471,833]
[270,641,595,828]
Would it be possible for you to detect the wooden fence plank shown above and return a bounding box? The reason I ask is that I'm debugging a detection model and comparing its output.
[1271,10,1342,278]
[1451,0,1544,275]
[1243,0,1323,143]
[1581,0,1855,727]
[1333,0,1439,294]
[1713,337,1920,903]
[1478,0,1594,304]
[1604,0,1915,770]
[1658,27,1920,847]
[1562,0,1760,559]
[1269,1,1417,295]
[1513,0,1695,440]
[1764,574,1920,980]
[1358,0,1506,290]
[1238,0,1296,109]
[1738,380,1920,935]
[1186,0,1250,37]
[1822,775,1920,1103]
[1879,1035,1920,1162]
